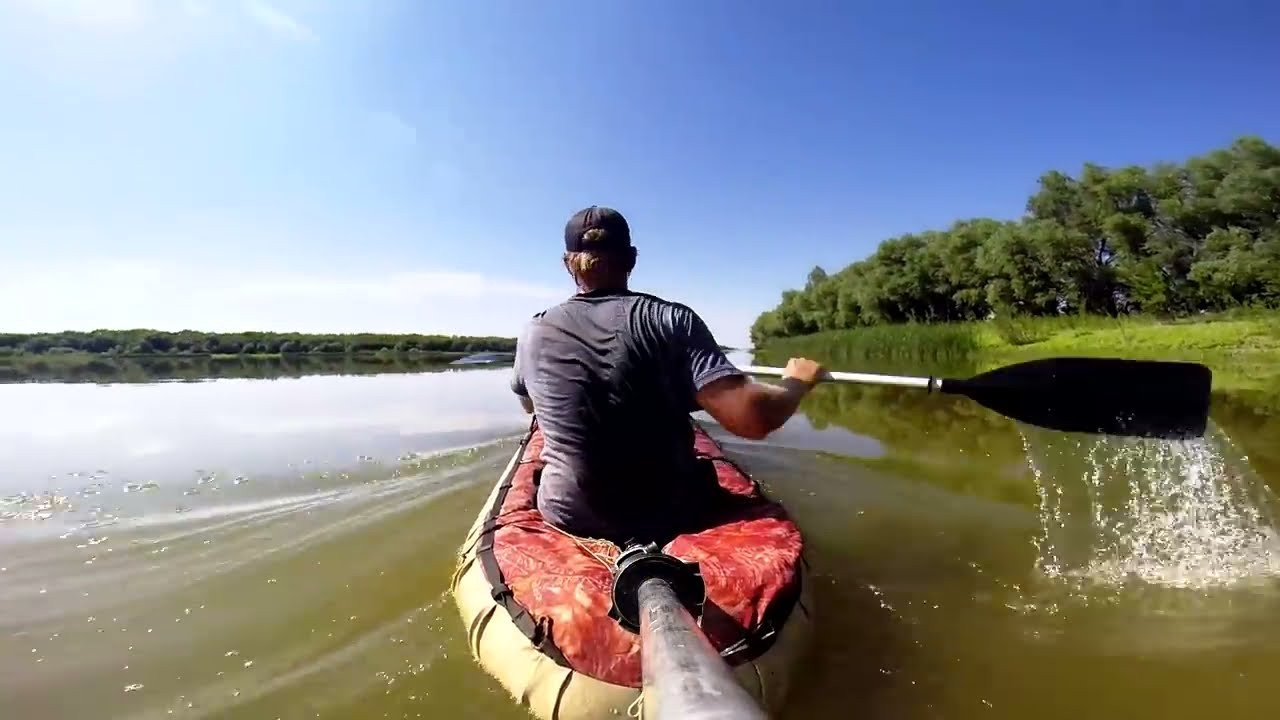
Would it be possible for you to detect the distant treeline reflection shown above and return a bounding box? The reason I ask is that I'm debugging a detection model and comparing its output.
[0,352,504,384]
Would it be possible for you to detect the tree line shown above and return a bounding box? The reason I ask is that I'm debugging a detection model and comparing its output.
[0,329,517,357]
[751,136,1280,345]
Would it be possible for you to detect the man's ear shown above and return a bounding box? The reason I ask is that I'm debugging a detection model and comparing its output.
[623,246,637,272]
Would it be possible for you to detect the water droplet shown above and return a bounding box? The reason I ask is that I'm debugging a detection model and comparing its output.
[124,683,144,693]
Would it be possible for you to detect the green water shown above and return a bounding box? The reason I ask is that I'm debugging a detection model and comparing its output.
[2,355,1278,718]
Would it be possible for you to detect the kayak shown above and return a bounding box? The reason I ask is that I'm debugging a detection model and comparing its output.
[450,417,813,719]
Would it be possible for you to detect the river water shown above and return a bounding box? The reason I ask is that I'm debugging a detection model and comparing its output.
[2,354,1279,719]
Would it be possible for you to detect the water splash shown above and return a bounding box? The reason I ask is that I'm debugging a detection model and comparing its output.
[1024,425,1280,590]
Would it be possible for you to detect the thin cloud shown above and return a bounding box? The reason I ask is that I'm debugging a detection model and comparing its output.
[182,0,212,18]
[1,256,755,346]
[12,0,147,29]
[1,259,564,336]
[242,0,313,41]
[367,110,419,148]
[229,269,562,303]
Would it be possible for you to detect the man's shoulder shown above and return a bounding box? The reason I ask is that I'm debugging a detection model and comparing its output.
[627,291,700,320]
[515,308,551,344]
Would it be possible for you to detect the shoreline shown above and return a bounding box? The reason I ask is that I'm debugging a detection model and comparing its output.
[0,350,511,385]
[0,329,517,359]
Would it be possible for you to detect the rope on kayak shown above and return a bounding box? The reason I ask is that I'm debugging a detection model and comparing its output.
[541,521,618,571]
[627,692,644,718]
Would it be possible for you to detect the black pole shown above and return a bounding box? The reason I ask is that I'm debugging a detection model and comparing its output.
[637,576,769,720]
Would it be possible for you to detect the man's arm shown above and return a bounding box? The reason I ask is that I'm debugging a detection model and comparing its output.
[695,371,816,440]
[515,392,534,414]
[674,305,822,440]
[511,323,536,414]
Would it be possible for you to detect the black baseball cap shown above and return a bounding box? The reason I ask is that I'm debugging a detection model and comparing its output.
[564,206,632,253]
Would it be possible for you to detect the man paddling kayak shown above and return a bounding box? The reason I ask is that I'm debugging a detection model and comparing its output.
[510,205,824,544]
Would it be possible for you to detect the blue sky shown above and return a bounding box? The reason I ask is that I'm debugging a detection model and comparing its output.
[1,1,1276,348]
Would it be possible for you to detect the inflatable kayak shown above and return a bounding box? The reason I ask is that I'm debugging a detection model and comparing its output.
[450,417,813,720]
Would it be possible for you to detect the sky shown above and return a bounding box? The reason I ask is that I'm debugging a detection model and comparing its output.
[1,1,1277,348]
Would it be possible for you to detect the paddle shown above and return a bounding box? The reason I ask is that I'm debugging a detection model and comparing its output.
[743,356,1213,440]
[610,544,768,720]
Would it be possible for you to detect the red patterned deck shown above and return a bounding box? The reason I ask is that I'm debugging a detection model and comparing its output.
[484,422,804,688]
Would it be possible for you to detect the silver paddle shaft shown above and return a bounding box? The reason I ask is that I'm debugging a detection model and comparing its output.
[741,365,938,390]
[638,577,767,720]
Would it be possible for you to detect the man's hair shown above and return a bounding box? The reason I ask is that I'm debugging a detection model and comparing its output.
[564,250,603,276]
[564,229,635,288]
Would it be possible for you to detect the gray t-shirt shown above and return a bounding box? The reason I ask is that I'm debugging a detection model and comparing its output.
[510,289,743,542]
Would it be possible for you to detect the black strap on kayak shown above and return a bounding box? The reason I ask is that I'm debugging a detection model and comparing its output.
[716,567,806,665]
[473,419,570,667]
[690,423,808,667]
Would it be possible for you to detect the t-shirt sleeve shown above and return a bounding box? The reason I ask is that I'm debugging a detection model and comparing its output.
[510,321,535,397]
[671,305,743,393]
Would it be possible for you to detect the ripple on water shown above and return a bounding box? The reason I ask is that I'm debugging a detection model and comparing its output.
[999,425,1280,660]
[1024,425,1280,592]
[0,436,524,719]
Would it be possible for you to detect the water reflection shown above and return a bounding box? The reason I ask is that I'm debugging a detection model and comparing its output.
[0,367,530,542]
[2,350,1280,719]
[0,353,472,385]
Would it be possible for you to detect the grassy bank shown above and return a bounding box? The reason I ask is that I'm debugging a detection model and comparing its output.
[756,310,1280,500]
[754,309,1280,404]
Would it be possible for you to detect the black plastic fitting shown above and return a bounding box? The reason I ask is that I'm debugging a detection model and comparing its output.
[608,542,706,633]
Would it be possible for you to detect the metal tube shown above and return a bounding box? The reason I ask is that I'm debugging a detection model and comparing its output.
[637,577,768,720]
[741,364,934,389]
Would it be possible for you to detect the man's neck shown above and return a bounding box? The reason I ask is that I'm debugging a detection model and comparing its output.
[577,280,629,295]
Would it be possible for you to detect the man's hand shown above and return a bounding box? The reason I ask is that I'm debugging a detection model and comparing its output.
[782,357,825,388]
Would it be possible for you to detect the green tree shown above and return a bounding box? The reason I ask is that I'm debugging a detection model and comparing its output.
[752,135,1280,343]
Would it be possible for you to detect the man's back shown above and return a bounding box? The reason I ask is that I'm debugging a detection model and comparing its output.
[511,288,742,543]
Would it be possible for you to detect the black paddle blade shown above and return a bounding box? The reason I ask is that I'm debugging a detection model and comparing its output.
[940,357,1213,439]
